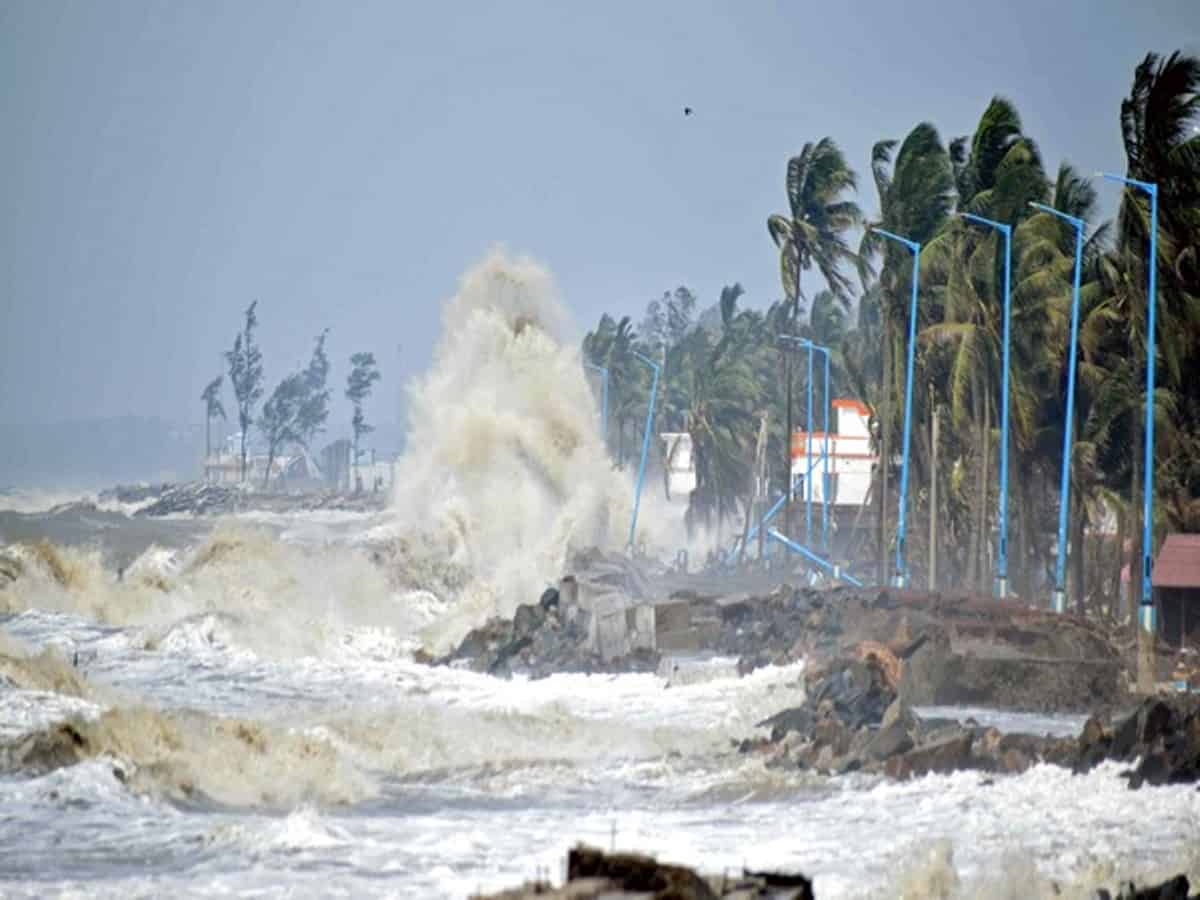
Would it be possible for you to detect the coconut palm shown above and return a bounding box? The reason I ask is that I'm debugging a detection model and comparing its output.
[859,122,955,582]
[678,297,764,538]
[583,314,644,466]
[201,375,226,464]
[767,138,862,535]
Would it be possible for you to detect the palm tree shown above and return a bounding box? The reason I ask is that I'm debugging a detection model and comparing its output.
[1100,50,1200,603]
[859,122,955,583]
[201,375,226,467]
[583,314,642,466]
[766,137,862,534]
[1017,162,1111,608]
[678,294,763,538]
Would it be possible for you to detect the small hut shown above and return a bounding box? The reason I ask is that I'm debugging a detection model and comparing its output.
[1154,533,1200,646]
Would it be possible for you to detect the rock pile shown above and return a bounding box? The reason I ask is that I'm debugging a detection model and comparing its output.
[1074,696,1200,788]
[474,844,813,899]
[747,655,1200,787]
[659,584,1126,713]
[127,482,389,517]
[473,845,1198,899]
[439,587,659,679]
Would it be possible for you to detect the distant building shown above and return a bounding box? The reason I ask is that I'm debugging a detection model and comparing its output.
[790,398,877,508]
[660,432,697,498]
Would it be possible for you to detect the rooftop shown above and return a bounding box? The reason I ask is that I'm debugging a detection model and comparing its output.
[1153,534,1200,589]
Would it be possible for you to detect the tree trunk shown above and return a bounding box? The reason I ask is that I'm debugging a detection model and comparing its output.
[353,432,360,495]
[1114,502,1128,622]
[1071,493,1087,616]
[240,424,249,484]
[976,384,992,594]
[1018,469,1035,602]
[205,414,211,464]
[965,384,981,591]
[929,399,939,593]
[263,446,276,490]
[1129,415,1143,626]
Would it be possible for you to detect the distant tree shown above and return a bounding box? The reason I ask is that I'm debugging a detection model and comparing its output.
[201,375,226,462]
[257,373,306,489]
[225,301,264,482]
[296,329,331,449]
[346,352,381,490]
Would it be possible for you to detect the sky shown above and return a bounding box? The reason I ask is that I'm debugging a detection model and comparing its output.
[0,0,1196,434]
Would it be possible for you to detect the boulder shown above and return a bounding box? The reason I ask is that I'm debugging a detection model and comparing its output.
[884,730,974,780]
[512,603,545,638]
[566,845,717,899]
[1097,874,1194,899]
[864,716,915,761]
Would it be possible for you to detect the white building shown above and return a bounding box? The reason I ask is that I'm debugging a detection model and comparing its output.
[660,432,697,497]
[791,398,876,507]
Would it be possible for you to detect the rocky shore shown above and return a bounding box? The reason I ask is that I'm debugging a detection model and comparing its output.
[748,651,1200,787]
[442,566,1200,789]
[98,481,389,517]
[473,846,1199,899]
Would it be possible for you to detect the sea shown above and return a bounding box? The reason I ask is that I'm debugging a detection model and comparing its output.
[2,251,1197,898]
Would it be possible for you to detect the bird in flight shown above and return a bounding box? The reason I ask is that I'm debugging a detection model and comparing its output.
[683,107,693,117]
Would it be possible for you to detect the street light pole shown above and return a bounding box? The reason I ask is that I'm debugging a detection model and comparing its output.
[822,348,831,555]
[962,213,1013,600]
[1098,172,1159,633]
[628,350,661,552]
[779,335,832,555]
[873,229,921,589]
[806,339,814,544]
[1030,201,1086,615]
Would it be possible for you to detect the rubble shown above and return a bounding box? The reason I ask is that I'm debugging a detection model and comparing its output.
[442,585,660,678]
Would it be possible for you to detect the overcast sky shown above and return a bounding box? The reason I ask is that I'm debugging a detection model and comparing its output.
[0,0,1195,430]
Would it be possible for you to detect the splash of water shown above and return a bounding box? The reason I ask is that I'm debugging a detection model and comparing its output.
[386,249,633,652]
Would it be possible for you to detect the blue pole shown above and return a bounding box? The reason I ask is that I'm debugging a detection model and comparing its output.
[740,492,788,549]
[806,340,814,544]
[584,363,609,443]
[1031,202,1085,614]
[1145,185,1158,631]
[962,213,1013,599]
[873,229,921,588]
[628,351,660,551]
[822,348,830,555]
[767,528,864,587]
[1099,173,1158,633]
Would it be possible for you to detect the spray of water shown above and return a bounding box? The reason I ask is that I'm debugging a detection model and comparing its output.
[385,249,634,652]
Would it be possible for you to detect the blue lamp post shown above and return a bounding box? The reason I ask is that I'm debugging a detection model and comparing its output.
[1030,201,1086,615]
[807,342,832,554]
[584,362,609,441]
[779,335,832,554]
[1098,172,1159,633]
[961,212,1013,600]
[820,346,831,554]
[873,228,921,589]
[806,339,814,543]
[627,350,661,551]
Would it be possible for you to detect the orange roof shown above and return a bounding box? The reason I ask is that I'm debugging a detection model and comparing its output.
[832,398,870,416]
